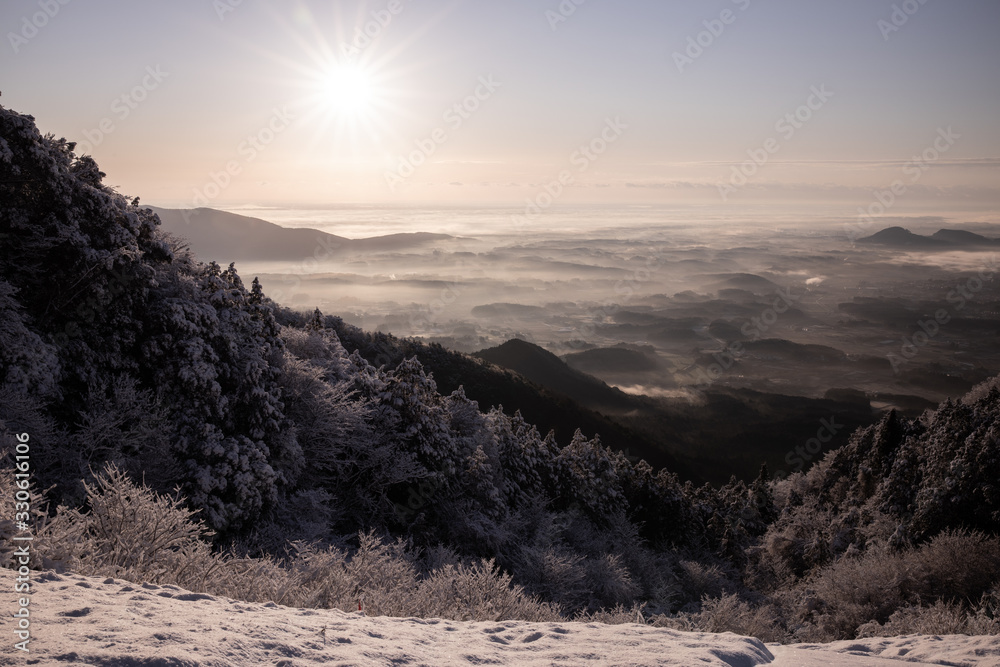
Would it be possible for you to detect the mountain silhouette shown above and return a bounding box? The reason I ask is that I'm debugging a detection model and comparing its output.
[931,229,1000,246]
[474,338,637,414]
[152,207,452,262]
[857,226,944,247]
[858,226,999,248]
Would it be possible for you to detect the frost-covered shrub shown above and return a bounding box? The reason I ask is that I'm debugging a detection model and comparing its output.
[285,533,418,615]
[280,321,355,381]
[584,553,641,608]
[419,558,560,622]
[0,431,25,570]
[675,560,739,607]
[804,530,1000,640]
[516,543,590,610]
[857,597,1000,638]
[575,604,649,625]
[35,464,218,586]
[278,356,370,481]
[68,376,175,491]
[663,594,786,643]
[900,530,1000,602]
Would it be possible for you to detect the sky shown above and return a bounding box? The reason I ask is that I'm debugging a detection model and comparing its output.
[2,0,999,212]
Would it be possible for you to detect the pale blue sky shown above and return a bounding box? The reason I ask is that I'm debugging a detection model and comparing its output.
[2,0,998,209]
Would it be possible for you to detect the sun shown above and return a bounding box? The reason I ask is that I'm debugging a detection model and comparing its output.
[257,3,430,154]
[295,58,400,149]
[316,63,377,120]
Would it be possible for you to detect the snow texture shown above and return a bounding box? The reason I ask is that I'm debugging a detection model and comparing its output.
[4,568,999,666]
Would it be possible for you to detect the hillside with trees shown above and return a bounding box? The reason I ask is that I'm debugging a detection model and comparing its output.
[2,103,999,641]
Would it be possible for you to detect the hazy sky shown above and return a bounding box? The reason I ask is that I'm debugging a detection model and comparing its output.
[3,0,999,211]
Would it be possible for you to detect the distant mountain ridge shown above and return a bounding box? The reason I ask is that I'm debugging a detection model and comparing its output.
[858,226,999,248]
[151,207,453,262]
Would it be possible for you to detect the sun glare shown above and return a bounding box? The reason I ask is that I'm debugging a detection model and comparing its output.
[317,63,376,119]
[292,58,395,151]
[260,3,432,156]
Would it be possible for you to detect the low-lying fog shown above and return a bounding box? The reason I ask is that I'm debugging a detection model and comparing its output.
[159,206,1000,408]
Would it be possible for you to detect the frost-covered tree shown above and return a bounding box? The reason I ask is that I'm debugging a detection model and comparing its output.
[486,408,560,508]
[0,279,59,398]
[557,430,626,523]
[376,357,458,475]
[0,104,172,416]
[139,259,298,532]
[445,388,504,514]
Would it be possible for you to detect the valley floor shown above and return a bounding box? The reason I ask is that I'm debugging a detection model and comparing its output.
[4,569,998,666]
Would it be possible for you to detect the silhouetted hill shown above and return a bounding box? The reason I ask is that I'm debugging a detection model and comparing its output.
[152,207,348,261]
[857,226,944,247]
[471,303,548,319]
[705,273,780,294]
[351,231,453,252]
[474,339,637,414]
[741,338,848,364]
[563,345,662,375]
[152,207,452,262]
[858,226,999,248]
[931,229,1000,246]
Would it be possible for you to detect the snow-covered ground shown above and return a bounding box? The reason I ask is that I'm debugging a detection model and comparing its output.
[4,569,999,666]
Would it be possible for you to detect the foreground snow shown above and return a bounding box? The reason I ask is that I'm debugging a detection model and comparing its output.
[4,570,999,666]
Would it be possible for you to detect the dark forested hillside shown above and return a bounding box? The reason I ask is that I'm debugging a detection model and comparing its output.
[282,314,693,478]
[2,103,999,641]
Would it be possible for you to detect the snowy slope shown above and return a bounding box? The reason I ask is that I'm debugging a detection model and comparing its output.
[4,569,999,666]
